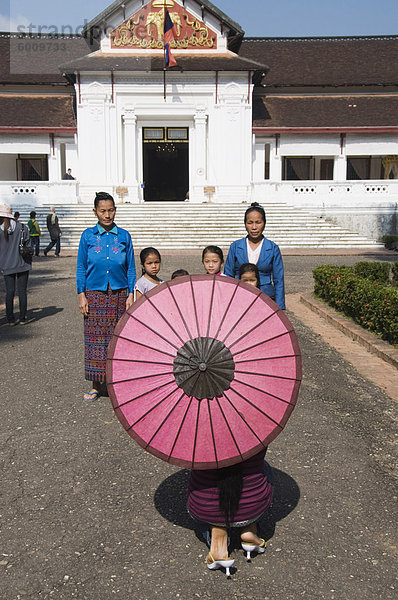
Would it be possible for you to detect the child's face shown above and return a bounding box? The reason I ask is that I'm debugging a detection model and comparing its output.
[240,271,259,287]
[203,252,223,274]
[143,253,161,277]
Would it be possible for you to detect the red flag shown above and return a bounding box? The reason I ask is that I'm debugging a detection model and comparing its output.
[164,10,177,67]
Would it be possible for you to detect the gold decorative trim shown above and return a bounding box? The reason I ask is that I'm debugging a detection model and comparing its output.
[152,0,174,6]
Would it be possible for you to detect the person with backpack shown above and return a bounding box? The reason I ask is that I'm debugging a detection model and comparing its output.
[27,210,41,256]
[0,204,32,325]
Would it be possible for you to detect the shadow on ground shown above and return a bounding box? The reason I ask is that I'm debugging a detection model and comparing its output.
[153,466,300,550]
[0,305,63,337]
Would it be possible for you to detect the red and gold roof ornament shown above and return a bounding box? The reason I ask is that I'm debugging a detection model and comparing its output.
[111,0,217,50]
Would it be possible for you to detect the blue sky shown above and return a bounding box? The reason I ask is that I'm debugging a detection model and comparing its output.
[1,0,397,36]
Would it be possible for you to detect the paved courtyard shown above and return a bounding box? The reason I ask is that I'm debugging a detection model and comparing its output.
[1,252,397,600]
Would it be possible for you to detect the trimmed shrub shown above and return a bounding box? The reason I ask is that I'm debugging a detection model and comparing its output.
[382,235,398,250]
[392,262,398,287]
[313,264,398,345]
[354,261,390,283]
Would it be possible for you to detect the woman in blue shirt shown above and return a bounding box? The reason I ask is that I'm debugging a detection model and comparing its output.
[224,203,285,309]
[76,192,136,401]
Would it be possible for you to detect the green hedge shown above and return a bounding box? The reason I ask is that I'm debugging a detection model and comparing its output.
[353,261,390,283]
[313,264,398,345]
[382,235,398,250]
[392,262,398,286]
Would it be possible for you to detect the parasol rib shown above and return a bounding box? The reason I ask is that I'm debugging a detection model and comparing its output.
[226,383,285,429]
[234,353,299,364]
[213,283,239,340]
[223,390,269,446]
[202,338,224,363]
[191,397,202,468]
[107,369,174,386]
[117,379,174,409]
[215,394,244,460]
[168,396,194,461]
[127,312,180,350]
[207,398,219,467]
[166,281,193,339]
[205,276,217,338]
[111,333,175,358]
[233,376,296,406]
[231,330,294,358]
[234,369,298,382]
[190,277,201,339]
[227,310,281,349]
[145,390,188,449]
[110,358,173,366]
[221,293,261,345]
[144,294,187,346]
[127,386,181,430]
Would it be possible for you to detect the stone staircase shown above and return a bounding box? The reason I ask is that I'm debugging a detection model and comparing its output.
[15,202,382,250]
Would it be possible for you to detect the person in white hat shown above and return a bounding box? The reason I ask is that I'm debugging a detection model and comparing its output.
[0,204,32,325]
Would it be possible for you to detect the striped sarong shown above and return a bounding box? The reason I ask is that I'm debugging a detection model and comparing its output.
[84,287,127,382]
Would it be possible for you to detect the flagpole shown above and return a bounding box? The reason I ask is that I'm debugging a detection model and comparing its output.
[163,0,167,101]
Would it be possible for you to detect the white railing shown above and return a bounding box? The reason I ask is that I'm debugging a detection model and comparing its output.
[2,179,398,209]
[0,181,79,207]
[252,179,398,207]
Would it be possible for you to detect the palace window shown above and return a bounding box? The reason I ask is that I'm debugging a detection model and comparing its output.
[319,159,334,180]
[283,157,335,180]
[143,127,189,142]
[347,156,395,180]
[283,157,313,180]
[16,155,48,181]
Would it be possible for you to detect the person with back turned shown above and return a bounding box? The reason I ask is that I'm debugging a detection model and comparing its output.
[44,207,62,257]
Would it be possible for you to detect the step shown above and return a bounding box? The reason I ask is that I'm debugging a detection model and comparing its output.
[14,202,382,249]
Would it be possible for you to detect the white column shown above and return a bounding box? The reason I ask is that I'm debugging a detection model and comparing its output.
[334,156,347,181]
[122,108,138,185]
[48,137,59,182]
[121,108,140,203]
[270,152,282,182]
[193,108,207,191]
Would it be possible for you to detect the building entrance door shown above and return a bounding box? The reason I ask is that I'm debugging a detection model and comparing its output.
[143,127,189,201]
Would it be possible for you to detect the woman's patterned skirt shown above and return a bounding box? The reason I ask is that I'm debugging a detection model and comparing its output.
[84,287,127,382]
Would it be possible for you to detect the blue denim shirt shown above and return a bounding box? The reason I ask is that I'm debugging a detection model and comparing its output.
[224,236,285,309]
[76,223,136,294]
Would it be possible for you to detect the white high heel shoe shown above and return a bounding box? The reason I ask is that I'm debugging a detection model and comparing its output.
[241,538,266,561]
[206,552,235,577]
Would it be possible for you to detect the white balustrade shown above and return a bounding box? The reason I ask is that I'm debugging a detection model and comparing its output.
[0,181,79,206]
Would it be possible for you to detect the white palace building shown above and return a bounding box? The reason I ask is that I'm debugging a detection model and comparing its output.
[0,0,397,243]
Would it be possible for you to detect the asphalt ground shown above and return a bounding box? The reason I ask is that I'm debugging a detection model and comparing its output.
[1,252,397,600]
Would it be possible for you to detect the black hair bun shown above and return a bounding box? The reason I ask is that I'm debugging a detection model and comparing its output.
[244,201,266,225]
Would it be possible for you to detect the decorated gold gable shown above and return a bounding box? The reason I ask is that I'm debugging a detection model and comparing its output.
[111,0,217,50]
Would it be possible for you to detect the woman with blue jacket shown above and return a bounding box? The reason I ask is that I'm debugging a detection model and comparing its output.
[224,202,285,309]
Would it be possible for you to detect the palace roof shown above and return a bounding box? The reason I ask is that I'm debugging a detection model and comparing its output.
[1,32,396,88]
[253,94,398,131]
[241,36,398,88]
[0,33,98,85]
[59,52,268,76]
[0,94,76,131]
[1,30,397,132]
[82,0,244,38]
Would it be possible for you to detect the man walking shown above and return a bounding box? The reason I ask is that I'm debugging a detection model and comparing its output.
[44,207,62,257]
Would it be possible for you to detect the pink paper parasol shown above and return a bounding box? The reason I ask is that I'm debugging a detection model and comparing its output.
[106,275,302,469]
